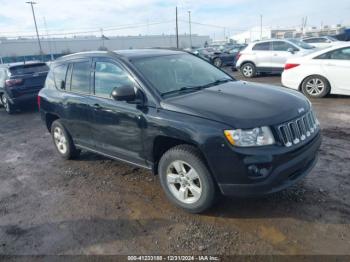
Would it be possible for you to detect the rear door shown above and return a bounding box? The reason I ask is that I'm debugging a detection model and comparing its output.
[60,60,95,147]
[251,41,273,68]
[9,63,49,96]
[321,47,350,95]
[270,41,297,69]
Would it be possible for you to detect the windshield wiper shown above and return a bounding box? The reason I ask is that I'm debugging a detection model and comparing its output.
[161,86,204,96]
[161,78,233,97]
[202,78,233,88]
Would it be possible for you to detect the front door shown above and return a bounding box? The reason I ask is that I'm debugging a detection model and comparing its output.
[90,58,146,167]
[270,41,296,69]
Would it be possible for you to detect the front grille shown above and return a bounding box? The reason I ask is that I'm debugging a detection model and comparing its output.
[276,111,319,147]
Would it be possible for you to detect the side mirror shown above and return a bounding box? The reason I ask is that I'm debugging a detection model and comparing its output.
[287,48,295,54]
[111,85,136,102]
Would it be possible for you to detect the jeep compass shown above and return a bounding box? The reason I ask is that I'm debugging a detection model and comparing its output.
[38,50,321,213]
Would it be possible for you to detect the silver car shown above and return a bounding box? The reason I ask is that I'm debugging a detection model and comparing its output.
[235,39,315,78]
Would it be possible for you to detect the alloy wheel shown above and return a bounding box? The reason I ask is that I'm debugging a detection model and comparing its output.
[214,58,222,67]
[242,65,253,77]
[53,127,68,154]
[305,78,325,96]
[2,95,9,112]
[166,160,202,204]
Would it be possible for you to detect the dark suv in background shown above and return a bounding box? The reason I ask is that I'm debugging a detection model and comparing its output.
[0,62,49,114]
[39,50,321,213]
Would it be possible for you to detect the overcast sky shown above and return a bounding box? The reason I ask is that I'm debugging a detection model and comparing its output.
[0,0,349,39]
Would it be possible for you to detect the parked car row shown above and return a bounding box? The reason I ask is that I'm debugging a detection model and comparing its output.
[191,44,246,67]
[234,38,350,98]
[282,42,350,97]
[235,39,316,77]
[301,36,340,49]
[0,62,49,114]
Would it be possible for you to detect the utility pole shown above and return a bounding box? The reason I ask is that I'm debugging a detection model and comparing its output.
[260,14,263,40]
[43,17,54,61]
[26,1,43,61]
[176,6,179,49]
[188,11,192,49]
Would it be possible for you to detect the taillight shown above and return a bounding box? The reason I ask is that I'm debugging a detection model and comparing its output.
[236,52,242,60]
[284,63,300,70]
[37,95,41,110]
[5,78,23,87]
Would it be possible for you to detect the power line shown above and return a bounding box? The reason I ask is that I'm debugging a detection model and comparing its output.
[0,20,175,38]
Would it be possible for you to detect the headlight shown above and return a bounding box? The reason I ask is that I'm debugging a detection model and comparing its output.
[224,127,275,147]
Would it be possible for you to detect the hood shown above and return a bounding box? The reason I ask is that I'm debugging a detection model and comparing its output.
[160,81,310,129]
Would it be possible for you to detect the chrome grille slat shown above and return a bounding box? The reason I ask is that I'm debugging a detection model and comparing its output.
[276,111,319,147]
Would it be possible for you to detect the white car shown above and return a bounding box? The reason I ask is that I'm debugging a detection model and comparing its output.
[302,36,341,49]
[282,43,350,98]
[236,39,315,78]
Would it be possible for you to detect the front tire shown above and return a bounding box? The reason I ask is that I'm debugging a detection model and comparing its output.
[51,120,80,160]
[158,145,216,213]
[301,75,330,98]
[240,62,256,78]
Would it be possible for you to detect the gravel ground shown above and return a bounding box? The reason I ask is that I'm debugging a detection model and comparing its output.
[0,70,349,255]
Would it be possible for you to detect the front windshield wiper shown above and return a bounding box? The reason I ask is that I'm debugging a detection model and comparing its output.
[161,78,233,97]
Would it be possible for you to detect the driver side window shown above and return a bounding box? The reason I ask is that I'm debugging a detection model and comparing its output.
[94,61,134,98]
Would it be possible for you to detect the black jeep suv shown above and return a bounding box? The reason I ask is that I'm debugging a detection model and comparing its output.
[38,50,321,213]
[0,62,49,114]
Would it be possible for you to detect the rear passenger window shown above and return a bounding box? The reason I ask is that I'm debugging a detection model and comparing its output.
[54,64,68,90]
[252,42,271,51]
[70,62,91,94]
[94,61,134,98]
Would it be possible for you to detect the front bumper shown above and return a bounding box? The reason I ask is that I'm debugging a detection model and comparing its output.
[215,132,322,197]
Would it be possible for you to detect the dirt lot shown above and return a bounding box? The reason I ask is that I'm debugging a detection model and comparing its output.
[0,71,349,255]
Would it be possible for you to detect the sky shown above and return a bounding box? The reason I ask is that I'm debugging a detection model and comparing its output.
[0,0,349,40]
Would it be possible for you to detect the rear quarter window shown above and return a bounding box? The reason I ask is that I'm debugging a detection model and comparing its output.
[44,69,55,89]
[53,64,69,90]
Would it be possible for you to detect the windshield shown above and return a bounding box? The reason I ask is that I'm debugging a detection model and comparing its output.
[288,39,315,49]
[132,53,234,97]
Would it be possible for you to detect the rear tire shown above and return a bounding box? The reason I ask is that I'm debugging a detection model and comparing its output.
[301,75,330,98]
[158,145,216,213]
[2,94,16,114]
[51,120,80,160]
[240,62,256,78]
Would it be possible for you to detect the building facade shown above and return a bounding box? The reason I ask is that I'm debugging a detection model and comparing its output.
[0,34,210,63]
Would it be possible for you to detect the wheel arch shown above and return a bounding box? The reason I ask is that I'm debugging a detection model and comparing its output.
[299,74,331,93]
[45,113,60,132]
[240,60,256,68]
[152,136,212,177]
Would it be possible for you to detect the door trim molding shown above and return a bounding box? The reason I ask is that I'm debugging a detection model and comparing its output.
[76,144,152,170]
